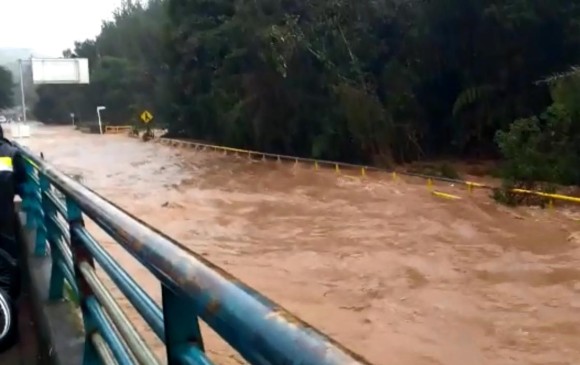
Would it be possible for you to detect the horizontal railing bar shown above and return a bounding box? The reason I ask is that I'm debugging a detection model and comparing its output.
[79,261,161,365]
[17,144,371,365]
[91,332,118,365]
[73,205,187,312]
[47,214,72,247]
[56,260,79,297]
[47,230,78,296]
[76,224,210,365]
[105,310,138,365]
[26,171,40,185]
[64,199,184,296]
[86,296,135,365]
[43,189,68,219]
[47,219,73,269]
[46,209,68,236]
[74,226,165,341]
[23,187,42,206]
[49,234,75,278]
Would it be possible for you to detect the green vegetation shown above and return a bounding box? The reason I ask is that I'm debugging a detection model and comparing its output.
[0,48,37,111]
[32,0,580,189]
[33,0,167,125]
[0,65,14,109]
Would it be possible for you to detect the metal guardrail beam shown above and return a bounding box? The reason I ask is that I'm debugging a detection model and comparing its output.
[158,137,490,184]
[157,137,580,205]
[104,125,132,134]
[14,141,371,365]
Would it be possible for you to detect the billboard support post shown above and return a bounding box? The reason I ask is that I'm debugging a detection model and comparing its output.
[19,59,26,123]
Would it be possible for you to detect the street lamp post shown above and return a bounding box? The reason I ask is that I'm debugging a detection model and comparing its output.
[96,106,106,135]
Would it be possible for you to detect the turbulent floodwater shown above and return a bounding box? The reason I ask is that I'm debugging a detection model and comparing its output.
[15,125,580,365]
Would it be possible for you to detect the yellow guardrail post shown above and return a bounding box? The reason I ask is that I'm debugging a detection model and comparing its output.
[361,167,366,177]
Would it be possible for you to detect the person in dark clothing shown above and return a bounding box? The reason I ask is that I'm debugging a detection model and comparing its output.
[0,125,26,298]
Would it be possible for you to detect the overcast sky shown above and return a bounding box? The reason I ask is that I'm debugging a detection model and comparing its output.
[0,0,122,56]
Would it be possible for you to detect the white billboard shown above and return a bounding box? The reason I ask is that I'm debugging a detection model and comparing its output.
[31,58,90,85]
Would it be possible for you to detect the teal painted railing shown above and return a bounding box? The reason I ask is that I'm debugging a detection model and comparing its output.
[15,142,370,365]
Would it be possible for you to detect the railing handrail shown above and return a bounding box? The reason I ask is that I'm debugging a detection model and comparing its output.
[14,141,370,365]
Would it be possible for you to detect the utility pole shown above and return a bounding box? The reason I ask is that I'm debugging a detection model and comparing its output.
[18,59,27,122]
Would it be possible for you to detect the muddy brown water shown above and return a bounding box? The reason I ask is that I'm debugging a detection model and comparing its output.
[13,125,580,365]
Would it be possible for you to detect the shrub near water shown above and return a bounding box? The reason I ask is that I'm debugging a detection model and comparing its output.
[494,103,580,206]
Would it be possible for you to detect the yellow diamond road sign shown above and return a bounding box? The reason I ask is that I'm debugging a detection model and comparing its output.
[140,110,154,124]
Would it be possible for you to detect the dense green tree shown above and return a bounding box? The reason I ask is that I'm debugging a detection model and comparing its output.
[33,0,580,185]
[33,0,168,126]
[166,0,580,164]
[495,67,580,186]
[0,66,13,109]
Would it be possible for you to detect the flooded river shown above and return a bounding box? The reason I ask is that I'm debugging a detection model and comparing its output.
[16,125,580,365]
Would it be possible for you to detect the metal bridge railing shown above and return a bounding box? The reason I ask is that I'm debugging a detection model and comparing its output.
[15,142,370,365]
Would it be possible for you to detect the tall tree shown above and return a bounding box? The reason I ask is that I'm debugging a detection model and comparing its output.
[32,0,580,184]
[0,66,13,110]
[33,0,168,125]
